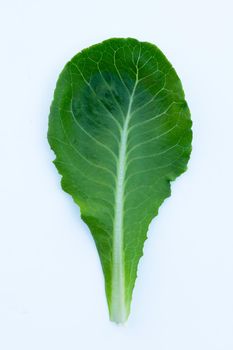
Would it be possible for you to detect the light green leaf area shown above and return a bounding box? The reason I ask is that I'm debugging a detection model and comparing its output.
[48,38,192,323]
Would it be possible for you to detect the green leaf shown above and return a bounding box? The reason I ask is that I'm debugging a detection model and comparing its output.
[48,38,192,323]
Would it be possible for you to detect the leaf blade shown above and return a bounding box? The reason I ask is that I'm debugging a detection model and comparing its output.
[48,38,192,323]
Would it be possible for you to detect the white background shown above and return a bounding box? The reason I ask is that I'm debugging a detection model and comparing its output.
[1,0,233,349]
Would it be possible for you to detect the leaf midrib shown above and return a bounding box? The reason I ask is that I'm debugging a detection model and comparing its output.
[110,72,139,323]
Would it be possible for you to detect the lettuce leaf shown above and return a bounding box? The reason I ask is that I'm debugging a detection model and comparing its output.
[48,38,192,323]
